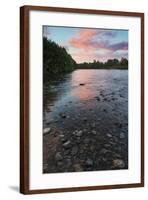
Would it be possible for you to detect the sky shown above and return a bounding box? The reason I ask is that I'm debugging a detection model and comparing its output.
[43,26,128,63]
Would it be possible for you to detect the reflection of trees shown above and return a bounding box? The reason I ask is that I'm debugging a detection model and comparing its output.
[43,73,72,114]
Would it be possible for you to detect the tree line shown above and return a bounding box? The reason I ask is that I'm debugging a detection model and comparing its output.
[77,58,128,69]
[43,37,76,82]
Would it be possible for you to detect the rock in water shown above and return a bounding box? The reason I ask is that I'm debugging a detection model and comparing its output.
[43,127,51,135]
[60,113,67,118]
[79,83,85,86]
[112,159,125,168]
[83,117,87,122]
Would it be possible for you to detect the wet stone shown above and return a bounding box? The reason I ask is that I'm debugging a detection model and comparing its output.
[119,123,122,128]
[59,134,67,142]
[43,164,48,171]
[91,123,96,128]
[55,152,63,161]
[79,83,85,86]
[76,130,83,137]
[65,159,72,167]
[64,149,71,155]
[85,158,93,167]
[74,164,83,172]
[106,133,112,138]
[113,153,121,159]
[100,148,110,155]
[63,140,71,149]
[104,144,111,148]
[43,127,51,135]
[96,97,100,101]
[71,146,78,155]
[120,132,125,139]
[60,113,67,118]
[57,161,63,167]
[92,130,97,135]
[83,117,87,122]
[112,159,125,169]
[84,138,90,144]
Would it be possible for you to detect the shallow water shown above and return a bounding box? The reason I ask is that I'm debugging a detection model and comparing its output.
[43,69,128,173]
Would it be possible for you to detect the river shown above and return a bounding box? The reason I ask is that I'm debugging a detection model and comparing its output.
[43,69,128,173]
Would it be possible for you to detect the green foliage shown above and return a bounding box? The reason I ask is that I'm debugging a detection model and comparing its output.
[77,58,128,69]
[43,37,76,82]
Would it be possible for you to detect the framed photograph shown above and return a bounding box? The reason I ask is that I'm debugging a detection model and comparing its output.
[20,5,144,194]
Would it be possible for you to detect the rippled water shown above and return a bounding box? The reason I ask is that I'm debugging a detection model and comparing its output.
[43,69,128,127]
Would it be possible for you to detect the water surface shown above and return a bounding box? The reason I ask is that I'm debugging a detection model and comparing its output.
[43,69,128,173]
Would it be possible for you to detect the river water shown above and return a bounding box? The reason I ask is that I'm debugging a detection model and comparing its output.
[43,69,128,173]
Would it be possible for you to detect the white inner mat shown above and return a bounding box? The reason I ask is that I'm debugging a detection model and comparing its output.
[29,10,141,190]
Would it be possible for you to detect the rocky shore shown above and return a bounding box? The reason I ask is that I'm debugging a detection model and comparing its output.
[43,75,128,173]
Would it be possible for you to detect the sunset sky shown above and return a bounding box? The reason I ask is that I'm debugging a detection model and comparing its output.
[43,26,128,63]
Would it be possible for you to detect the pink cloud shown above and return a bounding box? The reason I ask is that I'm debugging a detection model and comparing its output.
[69,29,128,63]
[109,42,128,51]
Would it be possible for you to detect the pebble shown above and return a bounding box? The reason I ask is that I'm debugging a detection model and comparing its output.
[43,164,48,171]
[112,159,125,168]
[120,132,125,139]
[119,123,122,128]
[74,164,83,172]
[92,130,97,135]
[65,159,72,167]
[84,138,90,144]
[100,148,110,154]
[60,113,66,118]
[57,161,63,167]
[63,140,71,149]
[91,123,96,128]
[106,133,112,138]
[60,137,67,143]
[85,158,93,167]
[43,127,51,135]
[71,146,78,155]
[55,152,63,161]
[104,144,111,148]
[96,97,100,101]
[76,130,83,137]
[83,117,87,122]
